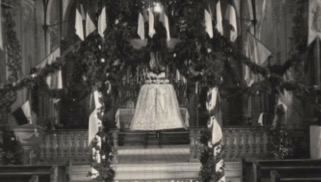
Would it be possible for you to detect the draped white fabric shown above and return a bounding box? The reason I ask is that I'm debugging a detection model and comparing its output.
[130,84,186,131]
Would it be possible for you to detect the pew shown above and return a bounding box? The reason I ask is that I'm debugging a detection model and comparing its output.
[0,165,68,182]
[242,158,321,182]
[271,170,321,182]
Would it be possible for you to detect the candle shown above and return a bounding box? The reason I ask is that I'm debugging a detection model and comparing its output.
[195,82,199,94]
[176,69,180,82]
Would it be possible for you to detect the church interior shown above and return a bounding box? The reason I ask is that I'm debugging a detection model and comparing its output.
[0,0,321,181]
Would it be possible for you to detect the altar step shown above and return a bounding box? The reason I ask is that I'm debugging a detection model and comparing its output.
[68,162,242,182]
[118,130,189,147]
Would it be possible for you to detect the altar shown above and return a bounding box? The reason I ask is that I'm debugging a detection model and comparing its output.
[115,108,190,131]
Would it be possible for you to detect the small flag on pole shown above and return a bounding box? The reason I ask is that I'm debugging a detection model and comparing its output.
[86,13,96,37]
[137,13,145,40]
[216,0,223,35]
[75,8,84,41]
[98,7,107,38]
[148,9,155,38]
[225,0,238,42]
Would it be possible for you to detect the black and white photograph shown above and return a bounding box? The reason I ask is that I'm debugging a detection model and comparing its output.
[0,0,320,181]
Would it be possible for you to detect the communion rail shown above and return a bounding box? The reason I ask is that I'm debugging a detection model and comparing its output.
[38,127,270,164]
[189,126,270,162]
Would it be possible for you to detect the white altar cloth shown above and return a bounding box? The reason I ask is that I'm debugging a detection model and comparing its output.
[115,84,189,131]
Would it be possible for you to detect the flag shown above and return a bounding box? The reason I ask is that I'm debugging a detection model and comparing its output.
[0,0,3,50]
[246,33,272,66]
[12,101,32,125]
[57,69,63,89]
[244,33,271,85]
[75,7,84,39]
[204,9,213,38]
[206,87,218,112]
[206,87,223,145]
[216,0,223,35]
[75,8,84,41]
[308,0,321,45]
[225,0,238,42]
[257,113,264,126]
[159,5,171,41]
[98,7,107,38]
[211,116,223,145]
[86,12,96,37]
[137,13,145,40]
[88,91,103,144]
[148,9,155,38]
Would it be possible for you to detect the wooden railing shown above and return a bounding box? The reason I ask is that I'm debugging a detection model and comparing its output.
[38,130,89,165]
[189,126,270,162]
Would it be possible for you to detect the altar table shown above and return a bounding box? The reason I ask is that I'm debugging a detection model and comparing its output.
[115,108,189,130]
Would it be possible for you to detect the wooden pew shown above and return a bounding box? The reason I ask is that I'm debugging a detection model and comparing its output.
[242,158,321,182]
[271,170,321,182]
[0,165,68,182]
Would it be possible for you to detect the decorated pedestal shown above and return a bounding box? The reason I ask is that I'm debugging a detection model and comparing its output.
[13,124,44,164]
[310,125,321,159]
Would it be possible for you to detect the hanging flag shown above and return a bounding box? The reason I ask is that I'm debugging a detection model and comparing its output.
[75,8,84,41]
[210,116,223,145]
[257,113,264,126]
[244,66,254,86]
[148,9,155,38]
[88,109,102,145]
[308,0,321,45]
[216,0,223,35]
[159,5,171,41]
[246,32,272,66]
[244,32,271,85]
[225,0,238,42]
[98,6,107,38]
[137,13,145,40]
[205,87,223,145]
[57,69,63,89]
[204,9,213,38]
[86,12,96,37]
[88,91,103,144]
[12,101,32,125]
[0,0,3,50]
